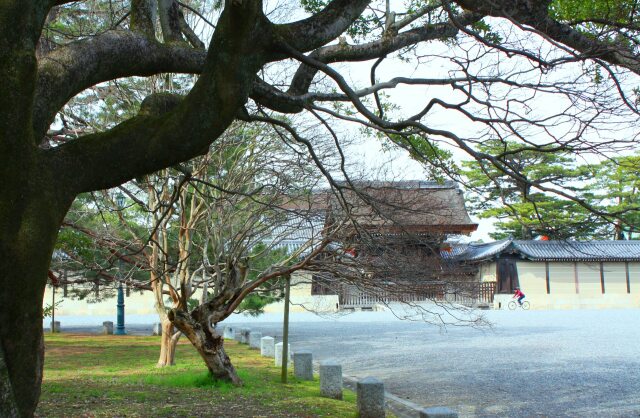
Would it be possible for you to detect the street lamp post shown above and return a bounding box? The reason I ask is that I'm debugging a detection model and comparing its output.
[114,192,127,335]
[114,280,126,335]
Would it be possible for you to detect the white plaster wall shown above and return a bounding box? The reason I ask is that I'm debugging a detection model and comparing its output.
[480,262,497,282]
[578,262,602,297]
[491,261,640,310]
[43,273,340,318]
[603,262,628,295]
[554,262,639,309]
[43,285,157,316]
[630,262,640,294]
[492,294,513,310]
[516,262,549,309]
[549,262,576,296]
[44,279,341,317]
[44,262,640,316]
[263,272,339,313]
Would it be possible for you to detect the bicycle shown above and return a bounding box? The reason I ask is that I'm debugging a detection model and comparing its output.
[508,300,530,310]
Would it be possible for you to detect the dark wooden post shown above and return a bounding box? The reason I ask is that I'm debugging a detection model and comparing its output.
[51,283,55,334]
[281,274,291,383]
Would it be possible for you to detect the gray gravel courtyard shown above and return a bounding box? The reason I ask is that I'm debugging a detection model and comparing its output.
[223,307,640,418]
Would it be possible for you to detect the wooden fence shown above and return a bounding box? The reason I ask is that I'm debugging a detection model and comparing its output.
[479,281,496,303]
[339,281,496,308]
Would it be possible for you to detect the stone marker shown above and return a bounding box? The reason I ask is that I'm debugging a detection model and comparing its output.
[274,342,291,367]
[249,331,262,349]
[51,321,61,333]
[260,336,275,357]
[240,328,251,344]
[152,323,162,336]
[419,407,458,418]
[223,325,234,339]
[102,321,114,335]
[293,350,313,380]
[319,359,342,400]
[357,376,385,418]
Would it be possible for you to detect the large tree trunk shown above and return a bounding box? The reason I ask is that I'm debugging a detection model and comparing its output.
[157,319,180,367]
[0,0,269,414]
[0,2,72,413]
[152,264,181,367]
[169,310,241,385]
[0,193,70,417]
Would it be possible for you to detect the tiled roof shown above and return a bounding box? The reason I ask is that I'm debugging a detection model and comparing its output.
[451,239,640,262]
[442,239,508,260]
[328,181,477,234]
[280,181,478,235]
[263,214,325,257]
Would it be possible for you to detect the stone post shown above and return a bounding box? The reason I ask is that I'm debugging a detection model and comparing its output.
[234,329,243,342]
[293,350,313,380]
[260,336,275,357]
[319,359,342,400]
[50,321,61,333]
[274,342,291,367]
[102,321,114,335]
[357,377,385,418]
[152,323,162,336]
[240,328,251,344]
[249,332,262,349]
[223,325,234,339]
[419,407,458,418]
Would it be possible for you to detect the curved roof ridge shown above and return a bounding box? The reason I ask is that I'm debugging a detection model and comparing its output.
[507,239,640,261]
[452,239,640,262]
[453,238,514,261]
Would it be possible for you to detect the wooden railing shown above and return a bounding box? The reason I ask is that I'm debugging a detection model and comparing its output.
[479,281,496,304]
[339,281,496,307]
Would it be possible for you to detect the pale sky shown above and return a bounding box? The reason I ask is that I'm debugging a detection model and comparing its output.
[74,2,639,243]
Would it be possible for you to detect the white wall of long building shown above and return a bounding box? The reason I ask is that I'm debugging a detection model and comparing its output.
[42,271,338,320]
[484,260,640,309]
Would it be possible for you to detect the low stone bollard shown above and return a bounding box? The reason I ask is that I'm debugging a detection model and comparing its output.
[223,325,234,339]
[293,350,313,380]
[357,377,385,418]
[419,407,458,418]
[260,336,275,357]
[274,342,291,367]
[249,332,262,349]
[51,321,61,333]
[240,328,251,344]
[152,323,162,336]
[102,321,114,335]
[319,359,342,400]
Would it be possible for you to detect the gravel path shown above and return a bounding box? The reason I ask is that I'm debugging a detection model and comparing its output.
[223,308,640,418]
[56,308,640,417]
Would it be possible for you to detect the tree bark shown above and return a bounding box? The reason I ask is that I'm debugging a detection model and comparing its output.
[0,3,75,414]
[169,310,241,385]
[0,344,19,418]
[0,187,71,416]
[156,319,179,367]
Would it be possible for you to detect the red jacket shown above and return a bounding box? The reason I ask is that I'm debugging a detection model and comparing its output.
[513,289,525,298]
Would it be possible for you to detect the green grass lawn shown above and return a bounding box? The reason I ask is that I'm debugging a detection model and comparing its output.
[36,334,362,417]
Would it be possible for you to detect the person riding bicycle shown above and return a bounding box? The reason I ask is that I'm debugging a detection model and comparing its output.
[513,287,525,306]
